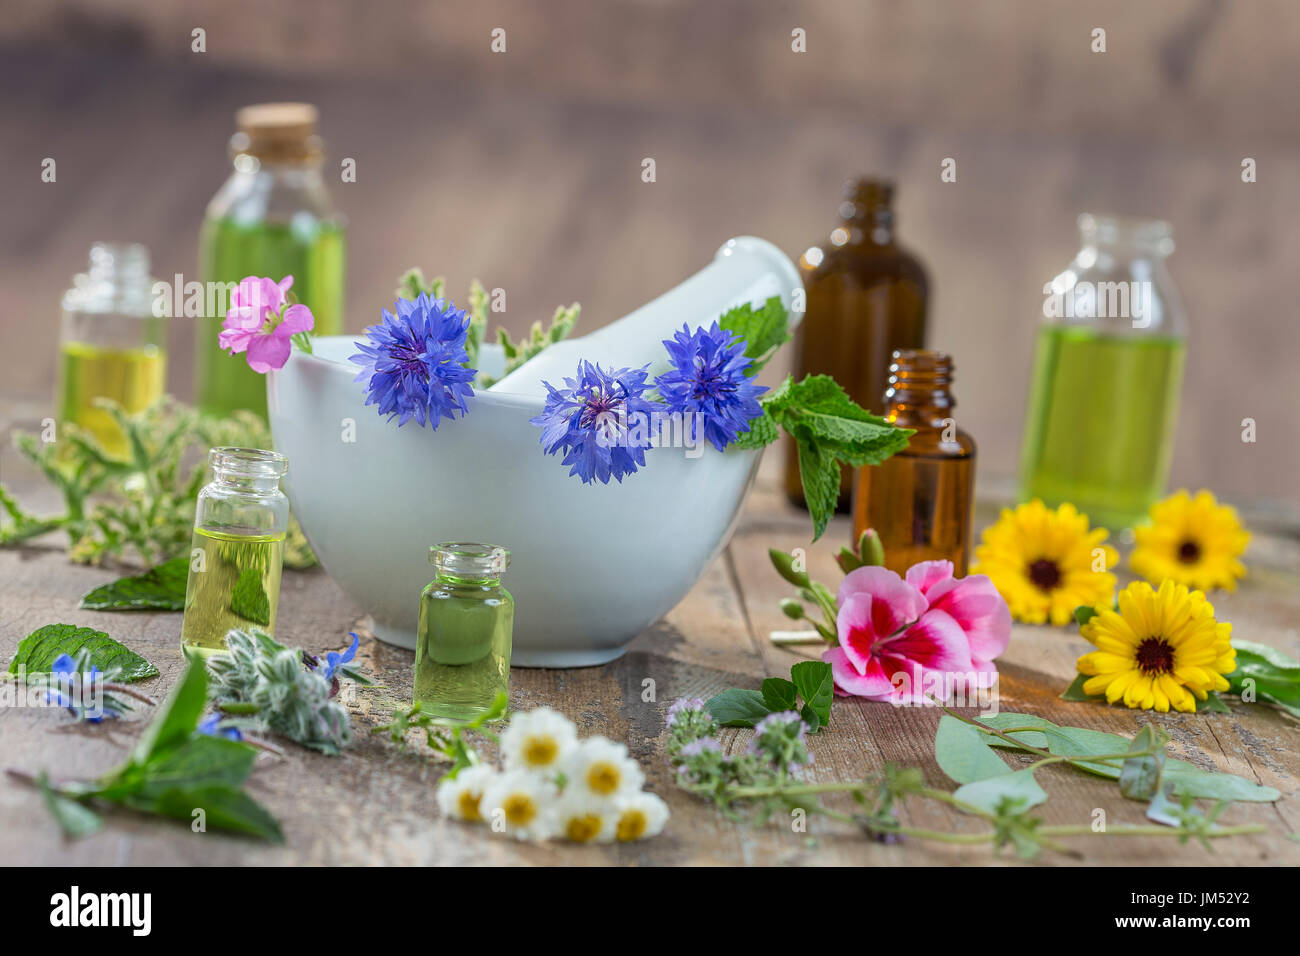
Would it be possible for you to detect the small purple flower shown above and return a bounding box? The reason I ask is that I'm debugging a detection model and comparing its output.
[749,710,813,771]
[350,293,476,428]
[198,713,244,741]
[530,360,658,484]
[655,322,767,452]
[323,633,360,682]
[666,697,707,727]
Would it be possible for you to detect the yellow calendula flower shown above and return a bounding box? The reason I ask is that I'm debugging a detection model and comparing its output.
[1131,490,1249,592]
[1076,580,1235,713]
[973,500,1118,626]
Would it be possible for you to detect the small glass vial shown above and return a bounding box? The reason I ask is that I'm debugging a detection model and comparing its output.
[853,350,975,576]
[57,242,166,458]
[415,543,514,721]
[1019,214,1187,529]
[181,448,289,658]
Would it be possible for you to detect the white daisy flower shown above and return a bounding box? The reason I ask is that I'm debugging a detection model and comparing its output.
[553,791,616,844]
[563,737,645,799]
[435,765,496,823]
[499,707,578,774]
[481,769,559,841]
[612,791,670,842]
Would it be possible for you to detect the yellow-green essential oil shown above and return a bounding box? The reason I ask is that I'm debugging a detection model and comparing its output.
[181,527,286,656]
[414,543,513,722]
[58,341,166,457]
[180,447,290,658]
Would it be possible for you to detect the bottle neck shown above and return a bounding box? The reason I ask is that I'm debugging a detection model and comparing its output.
[884,350,956,427]
[838,179,896,245]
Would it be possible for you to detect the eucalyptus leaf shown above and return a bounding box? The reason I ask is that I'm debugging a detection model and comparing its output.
[9,623,158,682]
[934,716,1013,784]
[1118,725,1168,800]
[79,556,189,611]
[953,769,1047,816]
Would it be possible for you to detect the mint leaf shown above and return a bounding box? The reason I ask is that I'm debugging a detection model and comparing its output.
[769,376,910,465]
[230,568,271,626]
[718,296,790,374]
[139,784,284,842]
[791,660,834,731]
[794,432,841,541]
[129,658,209,767]
[761,678,798,712]
[80,556,189,611]
[705,688,773,727]
[9,624,158,682]
[730,409,779,450]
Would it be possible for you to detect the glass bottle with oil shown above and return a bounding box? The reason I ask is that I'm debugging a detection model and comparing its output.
[786,178,929,512]
[415,543,513,722]
[1018,215,1187,529]
[181,448,289,658]
[196,102,346,418]
[853,350,975,576]
[57,242,165,458]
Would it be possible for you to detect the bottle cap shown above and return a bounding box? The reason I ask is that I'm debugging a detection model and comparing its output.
[230,103,323,163]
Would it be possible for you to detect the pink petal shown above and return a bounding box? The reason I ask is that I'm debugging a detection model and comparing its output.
[218,327,253,354]
[879,608,974,674]
[836,566,928,635]
[280,302,314,335]
[925,573,1012,669]
[905,560,954,596]
[823,647,898,701]
[246,332,291,373]
[277,275,295,298]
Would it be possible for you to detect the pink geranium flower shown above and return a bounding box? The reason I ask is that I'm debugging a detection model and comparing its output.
[219,275,314,373]
[823,560,1011,703]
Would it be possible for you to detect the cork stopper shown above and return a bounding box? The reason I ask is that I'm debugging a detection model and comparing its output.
[230,103,322,163]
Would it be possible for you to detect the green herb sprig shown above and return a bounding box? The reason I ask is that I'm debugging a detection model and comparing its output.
[372,692,508,779]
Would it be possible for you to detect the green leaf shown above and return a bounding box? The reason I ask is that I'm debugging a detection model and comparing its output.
[1227,639,1300,718]
[1197,692,1232,714]
[934,716,1013,784]
[1073,605,1099,627]
[730,409,779,450]
[1060,674,1101,702]
[8,623,158,682]
[767,376,911,466]
[718,296,790,374]
[953,769,1048,816]
[761,678,798,713]
[1118,725,1168,800]
[135,784,283,842]
[229,568,271,626]
[38,774,102,839]
[130,736,257,800]
[1163,764,1279,803]
[129,658,209,767]
[794,431,840,541]
[705,688,774,728]
[791,660,834,730]
[79,555,189,611]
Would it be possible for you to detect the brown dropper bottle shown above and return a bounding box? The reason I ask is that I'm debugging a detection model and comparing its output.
[853,350,975,576]
[785,178,929,512]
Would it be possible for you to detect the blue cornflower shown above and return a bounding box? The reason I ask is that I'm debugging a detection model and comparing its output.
[323,633,360,682]
[349,293,477,428]
[655,322,767,452]
[197,713,244,741]
[530,360,658,484]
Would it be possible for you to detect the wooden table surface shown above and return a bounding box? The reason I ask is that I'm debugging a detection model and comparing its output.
[2,434,1298,866]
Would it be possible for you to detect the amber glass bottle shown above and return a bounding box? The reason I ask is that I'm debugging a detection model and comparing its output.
[785,178,929,511]
[853,351,975,576]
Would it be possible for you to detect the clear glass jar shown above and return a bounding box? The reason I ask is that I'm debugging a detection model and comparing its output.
[1018,214,1188,530]
[415,543,514,721]
[181,447,289,658]
[196,102,347,418]
[57,242,165,458]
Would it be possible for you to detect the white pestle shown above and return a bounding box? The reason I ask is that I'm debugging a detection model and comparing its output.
[487,236,805,395]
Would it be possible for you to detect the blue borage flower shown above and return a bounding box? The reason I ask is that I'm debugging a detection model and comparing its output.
[349,293,477,428]
[654,322,767,452]
[44,653,121,722]
[198,712,244,741]
[530,360,658,484]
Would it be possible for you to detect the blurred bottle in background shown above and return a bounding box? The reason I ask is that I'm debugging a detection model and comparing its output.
[785,178,929,512]
[853,350,975,576]
[57,242,165,457]
[196,102,346,417]
[1019,214,1187,530]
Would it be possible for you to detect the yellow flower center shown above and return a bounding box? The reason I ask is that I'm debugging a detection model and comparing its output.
[522,735,558,767]
[1027,558,1062,593]
[565,814,604,843]
[503,793,537,826]
[586,761,621,795]
[1135,637,1176,675]
[616,809,647,842]
[457,789,483,822]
